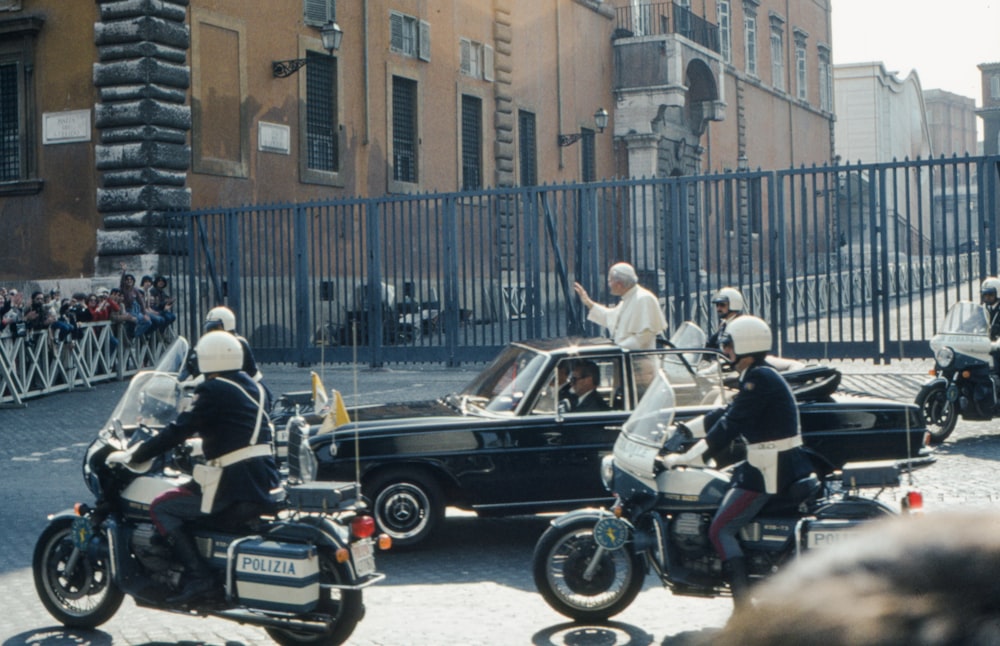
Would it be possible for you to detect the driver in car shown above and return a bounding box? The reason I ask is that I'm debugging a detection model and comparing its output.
[661,315,813,607]
[106,331,279,604]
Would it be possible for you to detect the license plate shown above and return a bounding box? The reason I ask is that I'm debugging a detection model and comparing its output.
[351,539,376,576]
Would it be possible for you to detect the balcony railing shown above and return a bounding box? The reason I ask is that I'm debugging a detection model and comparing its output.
[614,1,720,53]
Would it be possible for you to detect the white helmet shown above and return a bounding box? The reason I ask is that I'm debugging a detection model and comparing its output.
[712,287,745,313]
[205,306,236,332]
[719,315,772,356]
[982,277,1000,299]
[195,331,243,373]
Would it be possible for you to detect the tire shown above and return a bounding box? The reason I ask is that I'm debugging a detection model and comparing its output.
[366,468,445,548]
[32,519,124,629]
[265,550,365,646]
[532,518,645,622]
[915,384,958,444]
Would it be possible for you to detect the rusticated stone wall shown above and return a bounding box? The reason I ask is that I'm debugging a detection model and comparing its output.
[92,0,191,277]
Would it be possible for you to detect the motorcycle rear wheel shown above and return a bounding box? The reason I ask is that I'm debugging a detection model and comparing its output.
[915,384,958,444]
[32,519,124,628]
[265,550,364,646]
[532,517,646,622]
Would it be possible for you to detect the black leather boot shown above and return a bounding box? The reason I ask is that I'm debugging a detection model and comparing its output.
[723,556,750,608]
[165,530,216,605]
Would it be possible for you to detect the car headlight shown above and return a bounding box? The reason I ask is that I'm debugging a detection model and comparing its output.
[601,454,615,490]
[934,346,955,369]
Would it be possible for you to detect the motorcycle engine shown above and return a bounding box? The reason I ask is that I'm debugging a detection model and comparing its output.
[130,523,175,574]
[670,513,711,554]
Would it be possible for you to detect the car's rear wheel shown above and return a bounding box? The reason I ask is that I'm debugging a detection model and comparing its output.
[366,468,444,548]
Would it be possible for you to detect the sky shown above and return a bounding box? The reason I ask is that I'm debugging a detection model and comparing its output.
[831,0,998,107]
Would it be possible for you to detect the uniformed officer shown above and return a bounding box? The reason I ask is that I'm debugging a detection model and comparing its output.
[107,331,279,603]
[662,315,813,606]
[707,286,746,349]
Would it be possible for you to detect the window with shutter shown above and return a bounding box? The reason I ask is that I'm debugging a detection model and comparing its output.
[304,0,335,26]
[483,45,494,82]
[418,20,431,61]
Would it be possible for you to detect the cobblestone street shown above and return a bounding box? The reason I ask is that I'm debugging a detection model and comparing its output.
[3,360,999,645]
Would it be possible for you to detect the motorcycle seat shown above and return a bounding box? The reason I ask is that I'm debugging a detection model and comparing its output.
[760,474,821,513]
[191,500,280,532]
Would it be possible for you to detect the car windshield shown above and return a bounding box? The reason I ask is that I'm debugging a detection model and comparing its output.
[458,344,549,413]
[941,301,990,336]
[620,366,677,448]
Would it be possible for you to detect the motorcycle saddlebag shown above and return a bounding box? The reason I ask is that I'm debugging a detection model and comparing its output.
[231,538,320,613]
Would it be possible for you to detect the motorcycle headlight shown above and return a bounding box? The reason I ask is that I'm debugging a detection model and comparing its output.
[298,436,318,483]
[934,346,955,369]
[600,454,615,490]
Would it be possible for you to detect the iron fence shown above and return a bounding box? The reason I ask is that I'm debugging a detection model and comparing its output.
[158,155,1000,367]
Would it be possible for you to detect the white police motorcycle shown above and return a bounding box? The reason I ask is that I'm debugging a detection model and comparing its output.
[32,337,388,645]
[532,352,919,620]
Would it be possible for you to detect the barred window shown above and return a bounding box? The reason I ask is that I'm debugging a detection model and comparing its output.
[461,94,482,190]
[0,61,19,181]
[306,51,337,172]
[518,109,537,187]
[392,76,418,183]
[581,127,596,182]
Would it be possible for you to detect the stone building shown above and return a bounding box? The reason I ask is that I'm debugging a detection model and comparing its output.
[979,62,1000,156]
[0,0,835,282]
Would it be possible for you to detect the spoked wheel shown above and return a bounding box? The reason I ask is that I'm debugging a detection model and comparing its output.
[265,550,364,646]
[33,519,124,628]
[532,518,645,623]
[915,384,958,444]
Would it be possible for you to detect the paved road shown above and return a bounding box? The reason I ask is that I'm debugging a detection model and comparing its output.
[3,359,999,645]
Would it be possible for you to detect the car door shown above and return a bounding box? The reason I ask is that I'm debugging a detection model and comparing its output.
[478,355,626,510]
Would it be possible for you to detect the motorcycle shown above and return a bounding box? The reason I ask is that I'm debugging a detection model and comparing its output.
[33,336,389,645]
[532,354,921,621]
[916,300,998,444]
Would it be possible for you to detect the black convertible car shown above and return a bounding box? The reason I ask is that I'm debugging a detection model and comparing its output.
[291,337,931,547]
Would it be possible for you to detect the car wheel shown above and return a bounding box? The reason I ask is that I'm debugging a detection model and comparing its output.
[366,469,444,548]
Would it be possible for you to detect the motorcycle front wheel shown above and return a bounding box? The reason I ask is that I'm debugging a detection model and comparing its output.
[915,383,958,444]
[532,518,646,622]
[265,549,364,646]
[33,519,124,628]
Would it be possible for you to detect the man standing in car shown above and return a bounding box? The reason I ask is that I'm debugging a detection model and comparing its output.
[573,262,667,350]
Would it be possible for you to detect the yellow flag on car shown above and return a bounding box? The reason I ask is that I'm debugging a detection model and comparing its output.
[319,389,351,433]
[311,371,330,412]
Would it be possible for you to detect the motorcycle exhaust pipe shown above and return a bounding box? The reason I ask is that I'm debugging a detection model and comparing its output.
[211,609,331,634]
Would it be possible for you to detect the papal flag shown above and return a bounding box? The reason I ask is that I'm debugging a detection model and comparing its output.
[319,389,352,433]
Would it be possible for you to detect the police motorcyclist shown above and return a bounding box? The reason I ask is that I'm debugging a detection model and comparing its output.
[706,287,745,350]
[982,277,1000,341]
[182,305,264,383]
[107,331,279,603]
[661,315,813,606]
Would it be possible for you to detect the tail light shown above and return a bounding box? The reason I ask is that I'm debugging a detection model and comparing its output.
[901,490,923,513]
[351,515,376,539]
[378,534,392,550]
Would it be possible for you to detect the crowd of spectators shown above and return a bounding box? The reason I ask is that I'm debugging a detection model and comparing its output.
[0,266,177,350]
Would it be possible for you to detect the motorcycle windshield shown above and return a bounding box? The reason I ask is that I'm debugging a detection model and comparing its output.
[669,321,708,349]
[940,301,990,336]
[154,337,190,373]
[103,371,184,438]
[621,367,677,448]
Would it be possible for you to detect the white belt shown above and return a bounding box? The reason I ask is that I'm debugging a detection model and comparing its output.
[747,435,803,452]
[208,443,273,468]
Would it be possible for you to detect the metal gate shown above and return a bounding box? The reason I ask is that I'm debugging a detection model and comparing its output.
[161,155,1000,366]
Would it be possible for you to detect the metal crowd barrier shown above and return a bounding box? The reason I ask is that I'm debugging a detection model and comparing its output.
[0,321,174,407]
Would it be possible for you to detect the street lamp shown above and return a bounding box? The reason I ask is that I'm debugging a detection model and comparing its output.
[272,21,343,78]
[558,107,609,147]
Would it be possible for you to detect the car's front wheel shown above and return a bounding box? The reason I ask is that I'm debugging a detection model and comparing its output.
[366,468,444,548]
